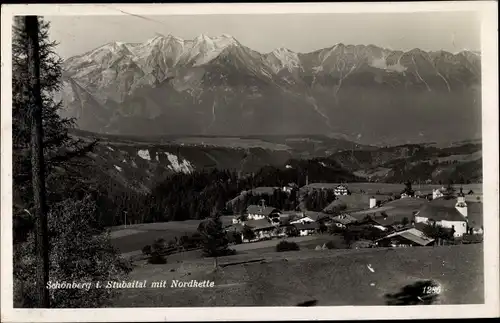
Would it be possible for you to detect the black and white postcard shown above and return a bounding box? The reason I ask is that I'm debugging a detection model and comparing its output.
[1,2,499,322]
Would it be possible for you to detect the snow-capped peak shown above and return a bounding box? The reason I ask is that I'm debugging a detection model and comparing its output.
[181,34,239,66]
[167,34,184,43]
[273,47,292,53]
[268,47,300,73]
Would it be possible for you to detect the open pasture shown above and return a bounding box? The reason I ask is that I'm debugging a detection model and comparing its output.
[109,216,234,254]
[114,244,483,307]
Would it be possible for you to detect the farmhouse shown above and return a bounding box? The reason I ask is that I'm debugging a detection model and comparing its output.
[331,213,358,227]
[376,228,435,247]
[246,204,281,221]
[282,183,298,194]
[432,189,444,200]
[465,202,483,235]
[349,197,429,231]
[334,184,350,196]
[414,196,468,237]
[289,211,328,224]
[293,222,319,236]
[243,219,280,242]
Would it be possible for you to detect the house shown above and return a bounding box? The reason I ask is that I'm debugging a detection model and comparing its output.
[466,202,483,235]
[400,192,413,199]
[334,184,349,196]
[349,198,429,231]
[289,211,328,224]
[290,215,316,224]
[282,183,298,194]
[242,219,279,242]
[414,196,468,237]
[432,189,444,200]
[246,204,281,221]
[331,213,358,227]
[375,228,435,247]
[293,222,319,236]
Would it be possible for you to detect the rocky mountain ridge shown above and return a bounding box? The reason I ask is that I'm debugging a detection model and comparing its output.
[59,34,481,146]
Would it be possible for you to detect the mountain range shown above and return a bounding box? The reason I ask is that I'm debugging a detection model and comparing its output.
[58,34,482,146]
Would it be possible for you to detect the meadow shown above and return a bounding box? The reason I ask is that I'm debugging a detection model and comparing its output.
[113,244,483,307]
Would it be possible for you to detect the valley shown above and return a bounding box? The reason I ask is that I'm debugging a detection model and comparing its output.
[71,129,482,195]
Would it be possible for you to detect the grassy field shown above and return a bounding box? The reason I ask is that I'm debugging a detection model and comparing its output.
[113,244,483,307]
[109,216,234,254]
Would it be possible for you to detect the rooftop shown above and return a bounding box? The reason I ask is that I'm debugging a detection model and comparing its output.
[246,205,281,216]
[244,219,276,230]
[378,228,435,246]
[331,213,358,225]
[293,222,319,231]
[303,211,330,221]
[251,187,278,195]
[466,202,483,229]
[416,203,467,222]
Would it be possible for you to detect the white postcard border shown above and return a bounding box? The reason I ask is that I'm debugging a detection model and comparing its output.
[1,2,498,322]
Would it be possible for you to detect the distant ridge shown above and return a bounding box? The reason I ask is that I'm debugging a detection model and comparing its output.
[59,33,481,146]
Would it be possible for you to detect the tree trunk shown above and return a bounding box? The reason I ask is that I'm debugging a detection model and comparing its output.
[26,15,50,308]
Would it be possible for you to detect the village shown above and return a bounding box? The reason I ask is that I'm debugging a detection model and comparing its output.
[223,182,484,249]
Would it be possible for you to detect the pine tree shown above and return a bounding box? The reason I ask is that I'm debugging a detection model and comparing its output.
[197,213,232,257]
[12,17,96,221]
[12,16,129,308]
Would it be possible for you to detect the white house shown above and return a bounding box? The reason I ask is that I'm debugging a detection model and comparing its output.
[290,215,316,224]
[334,184,349,196]
[241,219,279,242]
[432,189,444,200]
[414,196,468,237]
[369,197,377,209]
[293,222,319,236]
[245,204,281,221]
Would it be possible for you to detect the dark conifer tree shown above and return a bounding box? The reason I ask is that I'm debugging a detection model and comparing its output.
[12,17,96,229]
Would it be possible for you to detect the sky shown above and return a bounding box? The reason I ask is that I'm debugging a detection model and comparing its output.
[46,12,481,59]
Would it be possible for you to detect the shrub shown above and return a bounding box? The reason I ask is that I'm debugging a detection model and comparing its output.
[318,222,328,234]
[285,225,299,237]
[14,196,131,308]
[142,245,152,256]
[325,241,338,249]
[227,231,243,245]
[152,238,166,253]
[148,251,167,264]
[242,225,257,241]
[276,241,300,252]
[167,239,176,248]
[328,224,344,235]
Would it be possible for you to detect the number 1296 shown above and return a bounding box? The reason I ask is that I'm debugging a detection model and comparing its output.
[423,285,442,295]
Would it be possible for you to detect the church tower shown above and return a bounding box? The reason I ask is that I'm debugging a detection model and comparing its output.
[455,187,468,218]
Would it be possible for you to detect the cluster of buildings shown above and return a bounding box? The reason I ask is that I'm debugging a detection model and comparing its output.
[227,200,329,242]
[225,183,483,248]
